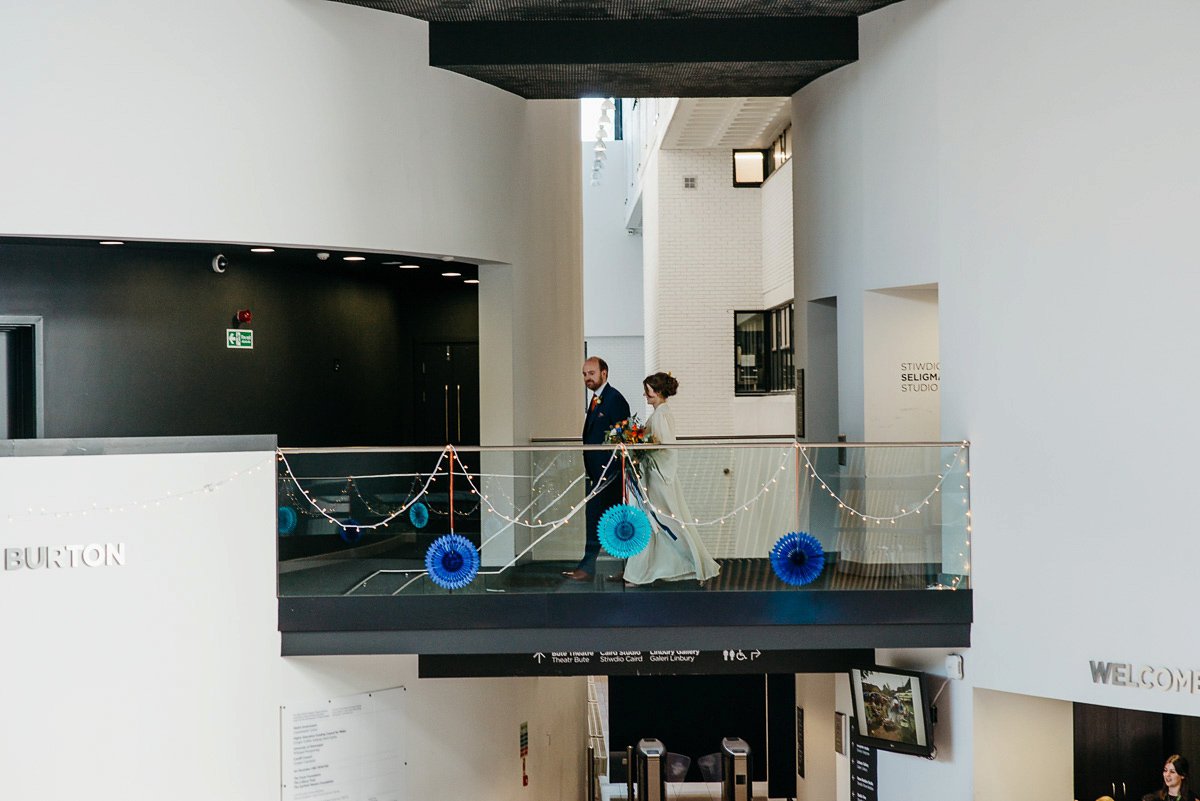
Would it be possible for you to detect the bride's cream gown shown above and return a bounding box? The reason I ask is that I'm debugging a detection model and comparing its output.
[623,401,721,585]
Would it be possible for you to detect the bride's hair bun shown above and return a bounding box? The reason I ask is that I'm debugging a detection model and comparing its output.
[644,371,679,398]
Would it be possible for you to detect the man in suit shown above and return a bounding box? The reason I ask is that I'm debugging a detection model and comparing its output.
[563,356,631,581]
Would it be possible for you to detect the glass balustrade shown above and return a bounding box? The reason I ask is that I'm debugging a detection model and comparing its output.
[275,442,970,597]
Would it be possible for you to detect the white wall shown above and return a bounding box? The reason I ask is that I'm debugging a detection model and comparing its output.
[862,286,939,442]
[506,101,586,443]
[761,160,795,310]
[641,148,796,437]
[795,674,837,801]
[973,689,1073,801]
[795,0,1200,793]
[1,0,584,449]
[0,448,588,800]
[1,0,524,265]
[587,335,645,417]
[584,141,644,339]
[643,149,764,436]
[584,138,645,405]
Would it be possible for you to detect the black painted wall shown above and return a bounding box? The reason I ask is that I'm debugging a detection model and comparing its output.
[0,241,478,445]
[608,674,769,782]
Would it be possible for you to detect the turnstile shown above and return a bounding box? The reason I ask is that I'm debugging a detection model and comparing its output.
[720,737,752,801]
[634,738,667,801]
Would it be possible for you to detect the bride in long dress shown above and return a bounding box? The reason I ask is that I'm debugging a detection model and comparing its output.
[623,372,721,586]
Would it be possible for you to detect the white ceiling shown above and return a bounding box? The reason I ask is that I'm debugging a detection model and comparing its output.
[661,97,791,150]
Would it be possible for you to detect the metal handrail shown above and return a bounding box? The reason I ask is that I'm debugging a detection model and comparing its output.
[278,440,969,455]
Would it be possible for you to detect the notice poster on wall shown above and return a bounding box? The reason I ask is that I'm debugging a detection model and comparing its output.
[281,687,406,801]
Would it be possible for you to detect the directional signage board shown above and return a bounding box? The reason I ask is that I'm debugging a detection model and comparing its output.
[850,720,879,801]
[418,649,872,678]
[226,329,253,349]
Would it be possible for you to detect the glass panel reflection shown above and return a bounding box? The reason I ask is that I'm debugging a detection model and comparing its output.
[276,442,970,597]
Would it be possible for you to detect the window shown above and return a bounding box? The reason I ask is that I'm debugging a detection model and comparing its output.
[732,150,768,187]
[735,303,794,394]
[731,126,791,188]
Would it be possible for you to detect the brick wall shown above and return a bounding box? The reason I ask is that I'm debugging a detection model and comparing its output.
[644,149,764,437]
[761,159,794,309]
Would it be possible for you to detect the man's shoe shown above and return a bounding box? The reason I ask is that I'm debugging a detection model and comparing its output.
[604,573,625,582]
[562,569,592,581]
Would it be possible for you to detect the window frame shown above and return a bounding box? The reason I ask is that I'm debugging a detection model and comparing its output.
[734,302,795,395]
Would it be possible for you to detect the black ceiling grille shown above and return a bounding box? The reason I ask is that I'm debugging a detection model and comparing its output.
[334,0,902,22]
[435,61,851,98]
[428,17,857,98]
[326,0,908,97]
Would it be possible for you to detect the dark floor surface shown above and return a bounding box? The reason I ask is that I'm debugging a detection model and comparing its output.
[278,539,944,597]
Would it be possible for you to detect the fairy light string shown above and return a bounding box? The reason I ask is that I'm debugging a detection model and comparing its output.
[274,442,971,593]
[4,456,274,524]
[276,448,449,531]
[350,452,628,594]
[795,442,970,524]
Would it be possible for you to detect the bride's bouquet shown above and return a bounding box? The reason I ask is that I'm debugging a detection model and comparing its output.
[604,414,651,445]
[604,414,658,468]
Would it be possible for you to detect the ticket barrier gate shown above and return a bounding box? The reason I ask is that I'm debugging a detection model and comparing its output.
[632,738,667,801]
[608,737,752,801]
[720,737,752,801]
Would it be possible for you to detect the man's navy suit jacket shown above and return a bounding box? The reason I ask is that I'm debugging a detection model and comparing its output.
[582,386,631,482]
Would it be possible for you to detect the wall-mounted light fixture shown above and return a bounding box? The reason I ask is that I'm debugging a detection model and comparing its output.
[233,309,252,326]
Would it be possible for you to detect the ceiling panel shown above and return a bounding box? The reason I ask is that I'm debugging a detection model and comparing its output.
[663,97,791,149]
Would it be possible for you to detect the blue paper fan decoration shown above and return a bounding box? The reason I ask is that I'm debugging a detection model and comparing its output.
[409,502,429,529]
[278,505,297,534]
[425,533,480,590]
[598,504,652,558]
[769,531,826,586]
[339,518,364,544]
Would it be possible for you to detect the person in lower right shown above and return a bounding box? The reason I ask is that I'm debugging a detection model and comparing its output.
[1143,755,1197,801]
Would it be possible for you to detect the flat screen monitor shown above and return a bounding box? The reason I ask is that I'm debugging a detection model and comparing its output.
[848,666,935,758]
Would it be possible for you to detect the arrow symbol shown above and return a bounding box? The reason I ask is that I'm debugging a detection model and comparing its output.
[751,650,761,660]
[533,652,545,663]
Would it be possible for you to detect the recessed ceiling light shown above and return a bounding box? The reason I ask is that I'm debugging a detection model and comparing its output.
[99,240,124,245]
[343,256,366,261]
[464,279,479,284]
[250,247,275,253]
[398,264,420,269]
[440,255,455,262]
[442,271,462,277]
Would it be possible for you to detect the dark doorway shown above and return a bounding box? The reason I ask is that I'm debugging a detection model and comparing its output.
[0,317,42,438]
[1072,703,1200,801]
[609,674,767,784]
[415,343,479,446]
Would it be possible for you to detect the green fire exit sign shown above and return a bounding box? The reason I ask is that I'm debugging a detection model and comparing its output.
[226,329,253,349]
